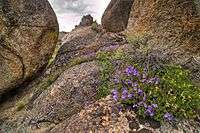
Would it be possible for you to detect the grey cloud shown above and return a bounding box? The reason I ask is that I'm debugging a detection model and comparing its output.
[50,0,94,15]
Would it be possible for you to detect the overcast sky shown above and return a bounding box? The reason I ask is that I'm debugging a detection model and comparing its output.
[48,0,111,32]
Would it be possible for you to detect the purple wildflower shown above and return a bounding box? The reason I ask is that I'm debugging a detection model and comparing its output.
[113,95,118,102]
[112,89,118,95]
[164,112,174,121]
[147,78,155,84]
[126,66,135,76]
[133,82,138,87]
[112,89,118,101]
[143,103,148,108]
[138,101,144,106]
[125,66,139,76]
[133,68,139,76]
[138,89,144,96]
[117,105,123,112]
[121,88,128,100]
[147,77,160,85]
[128,93,134,99]
[114,78,119,84]
[152,104,158,108]
[127,80,132,86]
[143,95,147,101]
[145,106,155,117]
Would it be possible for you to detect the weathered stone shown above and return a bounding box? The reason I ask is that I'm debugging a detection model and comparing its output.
[51,26,126,73]
[0,0,59,95]
[79,14,93,27]
[51,96,200,133]
[0,26,128,132]
[126,0,200,82]
[18,61,100,131]
[101,0,134,32]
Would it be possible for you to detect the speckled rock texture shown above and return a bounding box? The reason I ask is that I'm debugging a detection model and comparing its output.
[126,0,200,82]
[0,62,100,133]
[0,0,200,132]
[0,0,59,95]
[49,25,127,74]
[51,96,200,133]
[28,61,99,123]
[102,0,134,32]
[0,26,128,132]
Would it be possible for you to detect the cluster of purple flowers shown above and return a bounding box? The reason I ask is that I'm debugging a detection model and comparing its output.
[111,65,174,122]
[125,66,160,85]
[164,112,174,121]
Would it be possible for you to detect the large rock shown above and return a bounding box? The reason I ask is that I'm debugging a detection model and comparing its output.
[51,96,200,133]
[0,61,100,132]
[126,0,200,82]
[27,61,100,125]
[0,26,128,132]
[0,0,59,95]
[101,0,134,32]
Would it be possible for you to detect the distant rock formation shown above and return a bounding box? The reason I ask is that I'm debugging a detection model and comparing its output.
[0,0,59,95]
[76,14,94,28]
[101,0,134,32]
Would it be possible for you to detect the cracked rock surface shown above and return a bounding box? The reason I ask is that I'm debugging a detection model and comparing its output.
[0,0,59,95]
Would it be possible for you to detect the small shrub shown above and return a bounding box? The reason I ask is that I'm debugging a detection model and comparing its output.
[96,41,199,123]
[68,56,95,68]
[46,78,55,86]
[97,51,114,99]
[96,50,134,99]
[111,65,200,123]
[91,21,100,33]
[16,101,26,111]
[126,33,151,54]
[48,44,62,66]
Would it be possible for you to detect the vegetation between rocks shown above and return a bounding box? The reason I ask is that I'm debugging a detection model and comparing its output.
[16,99,29,111]
[97,48,200,123]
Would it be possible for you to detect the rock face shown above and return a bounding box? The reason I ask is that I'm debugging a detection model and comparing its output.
[0,25,127,132]
[26,61,100,126]
[0,0,59,95]
[0,0,200,132]
[79,14,94,27]
[101,0,134,32]
[51,96,200,133]
[126,0,200,82]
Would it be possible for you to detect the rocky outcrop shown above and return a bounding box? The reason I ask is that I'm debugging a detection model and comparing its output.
[0,0,59,95]
[51,96,200,133]
[125,0,200,82]
[75,14,94,29]
[101,0,134,32]
[0,25,127,132]
[79,14,94,27]
[0,0,200,132]
[50,25,126,73]
[18,61,100,132]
